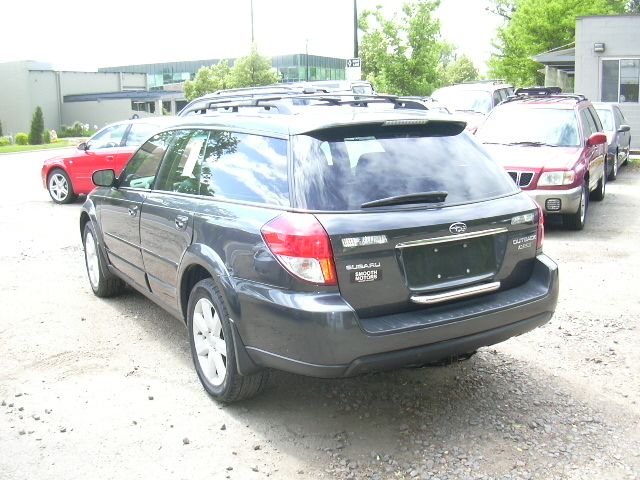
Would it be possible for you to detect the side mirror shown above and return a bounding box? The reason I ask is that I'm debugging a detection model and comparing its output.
[587,132,607,147]
[92,169,116,187]
[78,142,88,151]
[617,124,631,133]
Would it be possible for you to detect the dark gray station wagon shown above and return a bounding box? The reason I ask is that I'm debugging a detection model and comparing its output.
[81,98,559,402]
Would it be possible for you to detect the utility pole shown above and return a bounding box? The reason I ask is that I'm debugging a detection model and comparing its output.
[250,0,255,44]
[353,0,358,58]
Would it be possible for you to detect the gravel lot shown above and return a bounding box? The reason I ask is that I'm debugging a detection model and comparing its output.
[1,149,639,480]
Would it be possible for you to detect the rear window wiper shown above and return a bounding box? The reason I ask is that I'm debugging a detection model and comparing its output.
[507,141,558,147]
[361,191,448,209]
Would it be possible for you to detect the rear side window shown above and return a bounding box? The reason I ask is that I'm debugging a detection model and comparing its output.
[154,129,208,194]
[580,109,597,137]
[199,131,289,206]
[292,127,517,211]
[126,123,162,146]
[89,123,128,150]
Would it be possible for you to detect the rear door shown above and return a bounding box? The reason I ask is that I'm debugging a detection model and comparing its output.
[139,129,207,306]
[292,125,539,318]
[98,131,171,288]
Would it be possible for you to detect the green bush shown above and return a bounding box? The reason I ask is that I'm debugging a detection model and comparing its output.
[29,106,45,145]
[15,133,29,145]
[58,121,95,138]
[0,136,11,146]
[0,120,3,137]
[44,129,51,143]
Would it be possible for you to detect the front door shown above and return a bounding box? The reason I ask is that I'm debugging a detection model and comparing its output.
[139,129,208,307]
[98,131,172,288]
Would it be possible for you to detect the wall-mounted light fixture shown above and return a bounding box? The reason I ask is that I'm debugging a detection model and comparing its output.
[594,42,605,53]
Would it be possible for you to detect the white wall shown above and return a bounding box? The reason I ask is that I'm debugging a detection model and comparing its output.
[62,99,153,130]
[28,71,61,131]
[576,16,640,149]
[0,62,30,136]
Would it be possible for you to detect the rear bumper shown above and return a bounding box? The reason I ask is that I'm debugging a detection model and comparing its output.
[234,254,558,378]
[526,185,582,214]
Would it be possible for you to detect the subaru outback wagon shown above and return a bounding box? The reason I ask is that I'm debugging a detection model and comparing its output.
[80,96,559,402]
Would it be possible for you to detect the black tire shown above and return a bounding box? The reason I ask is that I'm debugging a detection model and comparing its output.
[564,182,588,231]
[590,170,606,201]
[47,168,77,204]
[83,222,125,297]
[187,278,268,402]
[607,149,618,181]
[622,138,630,165]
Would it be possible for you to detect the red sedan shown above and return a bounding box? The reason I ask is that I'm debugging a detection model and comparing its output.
[42,117,180,203]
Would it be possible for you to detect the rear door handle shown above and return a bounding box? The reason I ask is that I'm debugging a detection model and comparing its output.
[128,206,139,217]
[106,156,114,161]
[175,214,189,230]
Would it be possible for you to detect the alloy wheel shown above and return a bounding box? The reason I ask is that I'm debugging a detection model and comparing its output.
[192,298,227,386]
[84,230,100,289]
[579,186,587,225]
[49,173,69,202]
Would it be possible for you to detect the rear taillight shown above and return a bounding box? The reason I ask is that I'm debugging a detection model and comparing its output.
[261,213,337,285]
[536,203,544,251]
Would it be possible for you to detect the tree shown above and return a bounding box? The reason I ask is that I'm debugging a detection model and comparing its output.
[627,0,640,12]
[29,106,45,145]
[228,44,281,89]
[442,55,479,85]
[0,119,3,137]
[486,0,519,20]
[489,0,626,86]
[184,60,232,101]
[359,0,453,95]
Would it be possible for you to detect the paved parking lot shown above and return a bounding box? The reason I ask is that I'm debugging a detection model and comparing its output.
[1,149,639,480]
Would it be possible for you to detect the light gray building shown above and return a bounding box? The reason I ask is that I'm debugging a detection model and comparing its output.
[534,15,640,149]
[0,61,181,137]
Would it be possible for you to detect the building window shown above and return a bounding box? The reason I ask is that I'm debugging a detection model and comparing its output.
[131,101,156,113]
[601,59,640,103]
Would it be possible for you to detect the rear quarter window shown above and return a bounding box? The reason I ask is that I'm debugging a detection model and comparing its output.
[198,131,289,206]
[292,126,517,211]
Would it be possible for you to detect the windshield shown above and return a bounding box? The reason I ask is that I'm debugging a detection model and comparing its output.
[291,127,517,211]
[596,109,614,131]
[431,89,492,115]
[476,107,580,147]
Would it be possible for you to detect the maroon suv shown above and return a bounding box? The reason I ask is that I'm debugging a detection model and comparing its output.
[476,88,607,230]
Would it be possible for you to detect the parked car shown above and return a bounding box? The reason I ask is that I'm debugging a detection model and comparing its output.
[42,117,182,204]
[80,96,558,402]
[476,88,608,230]
[430,81,514,132]
[593,102,632,180]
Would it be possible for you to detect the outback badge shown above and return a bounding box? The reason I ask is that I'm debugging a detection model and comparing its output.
[449,222,467,234]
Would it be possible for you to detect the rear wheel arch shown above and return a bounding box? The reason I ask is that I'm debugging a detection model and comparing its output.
[180,263,214,323]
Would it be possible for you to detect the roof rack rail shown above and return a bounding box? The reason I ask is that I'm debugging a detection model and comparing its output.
[500,86,588,105]
[180,93,433,116]
[515,86,563,95]
[458,79,508,85]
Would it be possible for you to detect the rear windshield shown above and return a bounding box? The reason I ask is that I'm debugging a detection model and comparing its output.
[431,89,492,115]
[291,127,517,211]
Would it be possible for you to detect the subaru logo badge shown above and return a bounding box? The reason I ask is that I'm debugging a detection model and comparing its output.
[449,222,467,234]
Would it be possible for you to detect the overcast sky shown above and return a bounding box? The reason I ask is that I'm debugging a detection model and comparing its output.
[0,0,502,73]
